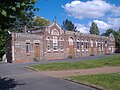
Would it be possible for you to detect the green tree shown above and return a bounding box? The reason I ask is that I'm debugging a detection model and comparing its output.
[101,28,120,48]
[90,22,100,35]
[0,0,38,30]
[33,16,50,26]
[62,19,76,32]
[0,0,38,58]
[105,28,114,36]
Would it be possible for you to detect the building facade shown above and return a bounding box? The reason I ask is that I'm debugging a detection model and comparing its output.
[6,22,115,63]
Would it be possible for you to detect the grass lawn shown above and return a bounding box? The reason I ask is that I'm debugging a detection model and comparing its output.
[67,73,120,90]
[30,54,120,71]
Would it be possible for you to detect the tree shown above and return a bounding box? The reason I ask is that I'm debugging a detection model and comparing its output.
[62,19,76,32]
[0,0,38,59]
[33,16,50,26]
[90,22,100,35]
[105,28,114,36]
[0,0,38,30]
[101,28,120,48]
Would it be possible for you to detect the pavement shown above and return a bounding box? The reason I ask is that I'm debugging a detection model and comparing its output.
[37,66,120,78]
[0,53,119,90]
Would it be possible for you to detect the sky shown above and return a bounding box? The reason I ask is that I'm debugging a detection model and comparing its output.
[35,0,120,34]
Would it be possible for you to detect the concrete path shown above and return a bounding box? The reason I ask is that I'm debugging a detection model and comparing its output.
[37,66,120,78]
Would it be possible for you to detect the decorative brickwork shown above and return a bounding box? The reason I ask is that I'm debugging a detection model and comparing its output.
[6,21,115,63]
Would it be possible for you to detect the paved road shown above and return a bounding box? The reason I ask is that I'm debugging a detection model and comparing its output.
[0,53,119,90]
[0,63,95,90]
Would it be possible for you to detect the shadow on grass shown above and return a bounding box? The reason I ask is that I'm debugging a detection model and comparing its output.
[0,77,26,90]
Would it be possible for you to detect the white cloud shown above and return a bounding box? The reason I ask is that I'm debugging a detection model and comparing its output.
[62,0,120,19]
[107,17,120,30]
[75,23,89,33]
[75,18,120,34]
[92,20,111,30]
[89,18,120,31]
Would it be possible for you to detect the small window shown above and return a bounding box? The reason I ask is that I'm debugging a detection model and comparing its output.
[86,40,88,50]
[26,43,30,53]
[60,42,63,50]
[47,37,50,50]
[81,39,84,51]
[77,39,80,49]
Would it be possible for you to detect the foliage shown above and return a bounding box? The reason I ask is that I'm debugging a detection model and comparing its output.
[0,0,38,58]
[62,19,76,32]
[30,54,120,71]
[33,16,50,26]
[0,0,38,30]
[68,73,120,90]
[101,28,120,48]
[0,29,8,58]
[89,22,100,35]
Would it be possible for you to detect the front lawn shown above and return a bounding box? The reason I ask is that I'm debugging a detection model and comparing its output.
[30,54,120,71]
[67,73,120,90]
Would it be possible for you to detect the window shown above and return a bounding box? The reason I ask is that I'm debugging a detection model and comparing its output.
[26,43,30,53]
[60,38,64,50]
[98,42,101,51]
[105,41,107,47]
[86,40,88,50]
[90,39,93,47]
[53,36,58,50]
[96,40,98,47]
[47,37,50,50]
[77,39,80,49]
[69,37,73,45]
[81,39,84,51]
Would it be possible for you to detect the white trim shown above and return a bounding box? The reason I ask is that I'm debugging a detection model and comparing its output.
[34,40,40,43]
[49,22,61,30]
[51,29,59,35]
[12,46,15,61]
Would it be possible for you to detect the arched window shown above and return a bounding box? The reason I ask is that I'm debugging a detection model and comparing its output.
[77,39,80,49]
[90,39,93,47]
[69,37,73,45]
[25,40,31,54]
[96,40,98,47]
[53,36,58,50]
[51,29,59,35]
[81,39,84,51]
[86,39,88,51]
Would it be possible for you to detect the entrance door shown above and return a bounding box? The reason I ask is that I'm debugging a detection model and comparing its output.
[69,37,74,57]
[69,45,74,57]
[34,43,40,59]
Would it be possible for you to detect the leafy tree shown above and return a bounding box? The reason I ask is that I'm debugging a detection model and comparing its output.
[90,22,100,35]
[0,0,38,30]
[101,28,120,48]
[0,0,38,58]
[33,16,50,26]
[105,28,114,36]
[62,19,76,32]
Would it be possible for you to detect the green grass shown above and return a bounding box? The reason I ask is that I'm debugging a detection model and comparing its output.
[67,73,120,90]
[30,54,120,71]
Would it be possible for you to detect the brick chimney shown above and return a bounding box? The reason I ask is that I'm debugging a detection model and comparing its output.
[23,25,27,33]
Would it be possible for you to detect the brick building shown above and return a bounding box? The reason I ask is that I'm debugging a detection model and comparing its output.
[6,21,115,63]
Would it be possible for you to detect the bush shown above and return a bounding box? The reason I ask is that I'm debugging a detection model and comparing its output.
[90,54,94,56]
[67,55,73,59]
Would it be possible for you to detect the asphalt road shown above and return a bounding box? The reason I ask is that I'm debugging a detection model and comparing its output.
[0,62,97,90]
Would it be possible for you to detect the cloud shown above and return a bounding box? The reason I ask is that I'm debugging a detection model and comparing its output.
[89,18,120,31]
[75,23,89,33]
[75,18,120,34]
[62,0,120,19]
[107,17,120,30]
[92,20,111,30]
